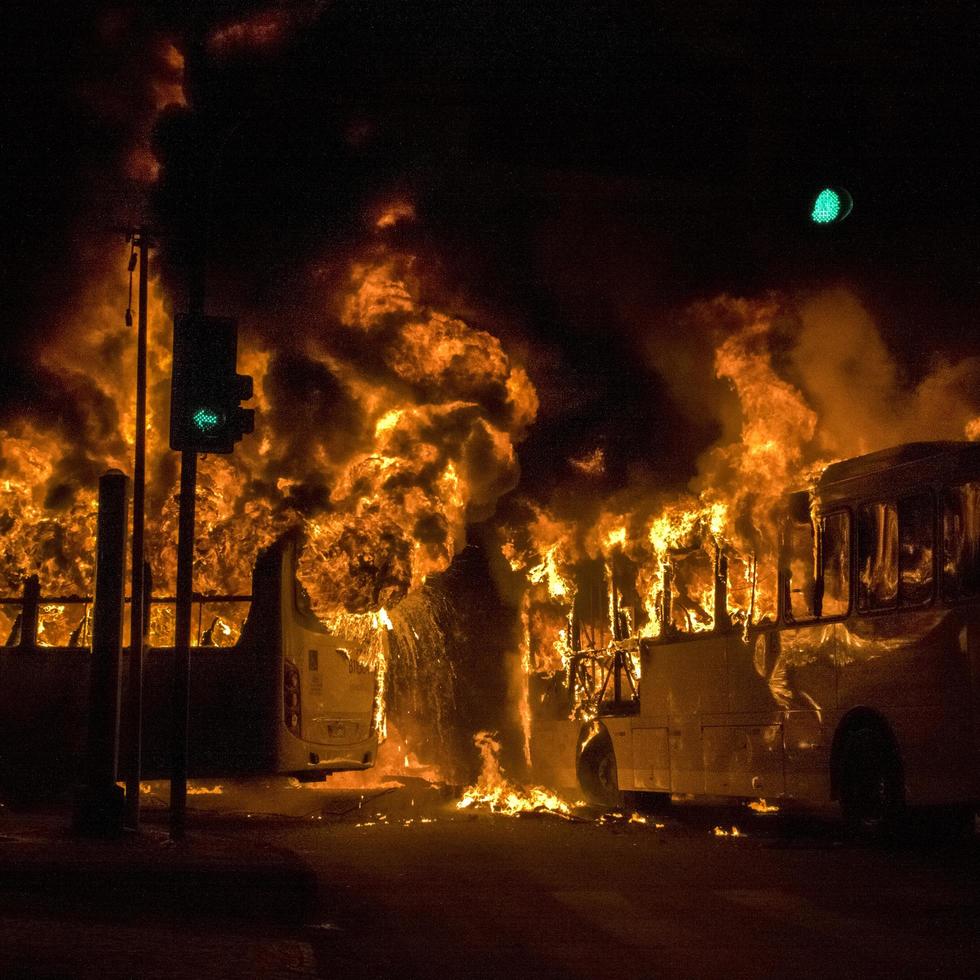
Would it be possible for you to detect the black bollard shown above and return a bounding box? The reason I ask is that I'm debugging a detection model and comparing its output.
[18,575,40,649]
[73,469,129,838]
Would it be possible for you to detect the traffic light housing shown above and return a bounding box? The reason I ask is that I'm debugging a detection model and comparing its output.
[170,313,255,454]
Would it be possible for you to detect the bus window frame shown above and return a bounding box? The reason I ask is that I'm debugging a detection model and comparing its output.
[856,498,900,614]
[781,508,818,626]
[942,480,980,604]
[856,487,938,616]
[781,506,852,626]
[896,488,937,610]
[817,507,853,621]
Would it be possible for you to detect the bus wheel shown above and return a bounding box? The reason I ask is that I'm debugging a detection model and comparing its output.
[839,726,904,838]
[577,727,621,809]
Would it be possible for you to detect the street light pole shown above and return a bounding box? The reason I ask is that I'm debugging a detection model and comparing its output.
[170,114,207,837]
[170,447,196,841]
[124,226,151,831]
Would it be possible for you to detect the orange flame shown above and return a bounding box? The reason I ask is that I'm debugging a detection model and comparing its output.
[456,731,577,817]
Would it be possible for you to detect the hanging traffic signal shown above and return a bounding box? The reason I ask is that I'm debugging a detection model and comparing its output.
[809,186,853,224]
[170,313,255,454]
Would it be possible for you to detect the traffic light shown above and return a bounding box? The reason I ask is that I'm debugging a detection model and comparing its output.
[169,313,255,454]
[809,186,853,224]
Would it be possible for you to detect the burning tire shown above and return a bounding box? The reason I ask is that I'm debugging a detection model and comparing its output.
[838,725,904,838]
[577,723,621,809]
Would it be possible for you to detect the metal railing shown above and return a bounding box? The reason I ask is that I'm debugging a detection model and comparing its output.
[0,575,251,648]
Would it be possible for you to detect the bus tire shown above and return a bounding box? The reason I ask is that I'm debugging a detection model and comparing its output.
[577,726,622,809]
[839,725,904,839]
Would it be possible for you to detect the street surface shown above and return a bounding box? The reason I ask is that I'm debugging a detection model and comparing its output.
[2,780,978,979]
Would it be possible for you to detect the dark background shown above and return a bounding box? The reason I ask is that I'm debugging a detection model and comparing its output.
[4,1,978,497]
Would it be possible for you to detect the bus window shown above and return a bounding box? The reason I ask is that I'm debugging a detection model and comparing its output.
[820,511,850,617]
[943,482,980,599]
[858,502,898,611]
[785,515,817,622]
[751,548,779,625]
[898,492,934,605]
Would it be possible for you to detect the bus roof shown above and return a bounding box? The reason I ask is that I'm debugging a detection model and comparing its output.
[818,441,980,494]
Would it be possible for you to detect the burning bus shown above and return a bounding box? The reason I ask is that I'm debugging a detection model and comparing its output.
[0,532,382,797]
[529,441,980,833]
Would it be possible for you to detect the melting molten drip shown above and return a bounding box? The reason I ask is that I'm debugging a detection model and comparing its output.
[456,731,576,817]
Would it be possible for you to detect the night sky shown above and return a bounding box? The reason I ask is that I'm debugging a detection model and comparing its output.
[4,1,979,504]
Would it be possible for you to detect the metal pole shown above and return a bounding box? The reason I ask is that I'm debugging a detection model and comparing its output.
[170,449,197,841]
[73,469,129,838]
[124,228,149,830]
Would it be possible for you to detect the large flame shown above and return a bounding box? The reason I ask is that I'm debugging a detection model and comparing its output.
[508,293,980,737]
[456,731,577,817]
[0,245,537,650]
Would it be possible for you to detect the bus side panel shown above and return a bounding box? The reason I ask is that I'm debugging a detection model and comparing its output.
[136,647,277,778]
[644,636,726,795]
[783,710,831,801]
[633,641,671,792]
[771,624,836,801]
[702,723,784,797]
[837,610,950,710]
[529,717,580,795]
[631,726,670,792]
[721,632,789,797]
[837,608,975,806]
[604,716,634,790]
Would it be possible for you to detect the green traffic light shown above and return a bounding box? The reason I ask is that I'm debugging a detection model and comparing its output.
[192,407,221,433]
[811,188,840,223]
[810,185,852,224]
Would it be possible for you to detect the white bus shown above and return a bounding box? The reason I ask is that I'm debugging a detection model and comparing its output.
[533,441,980,834]
[0,532,380,797]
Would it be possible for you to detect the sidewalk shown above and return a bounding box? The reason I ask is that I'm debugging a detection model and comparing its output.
[0,807,321,978]
[0,807,316,922]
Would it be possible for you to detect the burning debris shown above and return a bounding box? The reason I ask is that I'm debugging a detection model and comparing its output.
[712,826,743,838]
[456,732,579,818]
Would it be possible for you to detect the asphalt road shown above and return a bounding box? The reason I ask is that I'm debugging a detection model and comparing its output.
[3,781,979,980]
[215,779,980,980]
